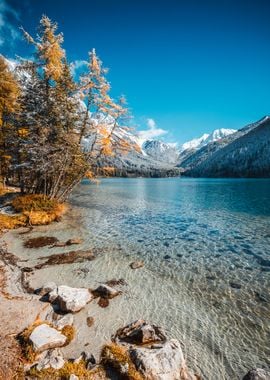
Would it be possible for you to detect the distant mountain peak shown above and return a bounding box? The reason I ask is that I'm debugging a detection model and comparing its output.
[181,128,237,152]
[142,139,179,164]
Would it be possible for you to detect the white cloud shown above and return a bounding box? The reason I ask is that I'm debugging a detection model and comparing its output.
[71,59,88,76]
[0,0,20,47]
[137,118,168,143]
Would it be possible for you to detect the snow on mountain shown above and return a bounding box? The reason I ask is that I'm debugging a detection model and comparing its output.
[185,116,270,177]
[142,140,179,164]
[181,128,236,152]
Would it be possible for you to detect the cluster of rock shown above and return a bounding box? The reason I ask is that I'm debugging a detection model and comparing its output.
[21,282,198,379]
[21,282,270,380]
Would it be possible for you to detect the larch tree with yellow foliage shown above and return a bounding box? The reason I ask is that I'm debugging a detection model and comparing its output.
[0,56,20,186]
[0,15,135,200]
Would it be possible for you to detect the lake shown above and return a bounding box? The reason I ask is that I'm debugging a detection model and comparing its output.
[67,178,270,378]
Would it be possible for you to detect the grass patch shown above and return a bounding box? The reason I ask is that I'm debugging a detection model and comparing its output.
[0,194,66,231]
[12,194,60,213]
[61,325,75,345]
[101,343,143,380]
[12,194,66,226]
[0,213,27,231]
[28,362,107,379]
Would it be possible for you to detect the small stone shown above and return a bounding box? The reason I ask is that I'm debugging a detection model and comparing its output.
[82,351,96,369]
[36,349,65,370]
[29,324,67,352]
[98,297,109,308]
[243,368,270,380]
[66,238,83,246]
[86,316,94,327]
[230,282,241,289]
[69,375,79,380]
[130,261,144,269]
[39,282,57,296]
[93,284,120,299]
[51,242,67,247]
[54,314,74,329]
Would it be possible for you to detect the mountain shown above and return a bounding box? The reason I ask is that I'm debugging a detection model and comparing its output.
[142,140,179,164]
[183,116,270,177]
[180,128,236,152]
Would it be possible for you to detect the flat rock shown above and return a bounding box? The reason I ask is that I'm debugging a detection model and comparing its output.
[129,339,189,380]
[49,285,93,313]
[54,314,74,329]
[93,284,120,299]
[114,319,166,345]
[36,349,65,370]
[243,368,270,380]
[29,324,67,352]
[130,261,144,269]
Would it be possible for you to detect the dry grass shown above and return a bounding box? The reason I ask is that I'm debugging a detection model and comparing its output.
[0,194,66,231]
[28,362,107,379]
[61,325,75,345]
[0,214,27,231]
[101,343,143,380]
[12,194,66,225]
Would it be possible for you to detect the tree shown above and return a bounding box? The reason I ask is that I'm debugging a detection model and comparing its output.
[0,56,20,185]
[0,15,135,200]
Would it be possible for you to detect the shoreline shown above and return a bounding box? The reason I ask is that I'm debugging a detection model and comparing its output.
[0,201,269,379]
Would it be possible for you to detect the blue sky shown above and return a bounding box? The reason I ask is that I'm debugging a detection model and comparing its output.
[1,0,270,144]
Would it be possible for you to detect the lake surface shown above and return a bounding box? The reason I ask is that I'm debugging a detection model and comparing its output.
[20,177,270,379]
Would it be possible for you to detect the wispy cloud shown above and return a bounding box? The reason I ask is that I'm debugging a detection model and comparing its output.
[71,59,88,76]
[0,0,20,47]
[137,118,168,143]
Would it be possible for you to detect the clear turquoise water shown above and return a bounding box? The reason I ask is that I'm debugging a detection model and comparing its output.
[68,178,270,379]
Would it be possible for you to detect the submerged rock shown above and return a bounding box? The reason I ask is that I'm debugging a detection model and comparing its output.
[49,285,93,313]
[93,284,120,299]
[130,261,144,269]
[113,319,166,345]
[36,349,65,370]
[66,238,83,246]
[29,324,67,352]
[243,368,270,380]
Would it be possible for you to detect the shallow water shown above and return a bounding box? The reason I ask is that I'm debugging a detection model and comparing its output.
[8,178,270,379]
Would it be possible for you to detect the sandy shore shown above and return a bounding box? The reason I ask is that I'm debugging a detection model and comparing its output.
[0,208,141,378]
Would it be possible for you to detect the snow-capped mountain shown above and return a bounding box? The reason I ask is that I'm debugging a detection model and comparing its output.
[181,128,236,152]
[182,116,270,177]
[142,140,179,164]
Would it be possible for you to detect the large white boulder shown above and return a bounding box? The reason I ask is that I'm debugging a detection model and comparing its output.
[49,285,93,312]
[129,339,188,380]
[29,324,67,352]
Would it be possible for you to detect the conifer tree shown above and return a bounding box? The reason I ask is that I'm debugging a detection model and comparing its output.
[0,56,20,185]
